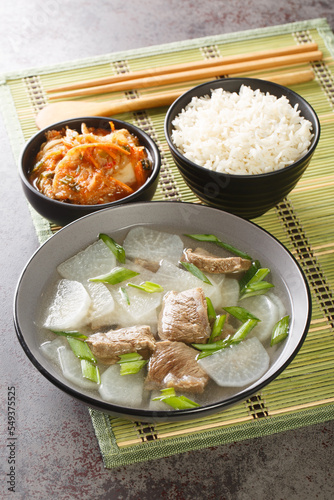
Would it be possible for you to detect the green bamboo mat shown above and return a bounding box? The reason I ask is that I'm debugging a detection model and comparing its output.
[2,18,334,468]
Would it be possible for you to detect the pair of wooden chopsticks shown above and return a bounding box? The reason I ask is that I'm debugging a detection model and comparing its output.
[47,43,321,100]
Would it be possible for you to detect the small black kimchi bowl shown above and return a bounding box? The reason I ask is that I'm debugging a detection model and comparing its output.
[164,78,320,219]
[19,117,161,226]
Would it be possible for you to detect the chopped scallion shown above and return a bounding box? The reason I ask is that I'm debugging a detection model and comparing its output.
[67,337,97,363]
[239,267,274,299]
[184,233,252,260]
[223,306,260,323]
[50,330,87,339]
[117,352,148,375]
[271,315,290,346]
[240,281,274,300]
[209,314,226,343]
[152,388,200,410]
[99,233,126,264]
[239,260,261,291]
[230,318,259,343]
[127,281,164,293]
[194,318,258,358]
[81,359,101,384]
[206,297,216,323]
[88,266,139,285]
[120,286,130,305]
[180,261,212,285]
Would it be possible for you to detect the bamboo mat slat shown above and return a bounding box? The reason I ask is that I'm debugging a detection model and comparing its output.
[1,18,334,468]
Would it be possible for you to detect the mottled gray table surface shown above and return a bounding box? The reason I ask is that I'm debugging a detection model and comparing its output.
[1,1,333,499]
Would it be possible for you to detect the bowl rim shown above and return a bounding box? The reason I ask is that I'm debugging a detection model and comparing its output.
[19,116,161,209]
[13,201,312,421]
[164,77,321,179]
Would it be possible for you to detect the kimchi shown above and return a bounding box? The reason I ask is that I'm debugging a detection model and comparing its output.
[29,121,152,205]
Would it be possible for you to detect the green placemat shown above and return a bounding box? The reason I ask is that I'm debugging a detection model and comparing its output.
[2,18,334,468]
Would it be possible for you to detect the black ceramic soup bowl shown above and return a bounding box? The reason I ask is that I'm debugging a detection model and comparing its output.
[164,78,320,219]
[19,117,161,226]
[14,201,311,423]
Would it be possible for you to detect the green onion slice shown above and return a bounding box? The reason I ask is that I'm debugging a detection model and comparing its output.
[230,318,259,343]
[184,233,252,260]
[50,330,87,339]
[99,233,126,264]
[81,359,101,384]
[120,286,130,305]
[180,261,212,285]
[239,267,273,299]
[117,352,148,375]
[223,306,260,323]
[194,318,258,358]
[67,337,97,363]
[240,281,274,300]
[88,266,139,285]
[152,388,200,410]
[206,297,216,323]
[239,260,261,291]
[209,314,226,343]
[271,315,290,346]
[127,281,164,293]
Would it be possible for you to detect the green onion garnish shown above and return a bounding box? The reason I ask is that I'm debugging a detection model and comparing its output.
[271,315,290,346]
[127,281,164,293]
[81,359,101,384]
[230,318,259,343]
[50,330,88,339]
[66,337,100,384]
[180,261,212,285]
[223,306,260,323]
[120,286,130,305]
[206,297,216,323]
[240,281,274,300]
[239,267,274,299]
[208,314,226,343]
[88,266,139,285]
[239,260,261,292]
[99,233,126,264]
[184,233,252,260]
[194,318,258,358]
[67,337,97,363]
[152,388,200,410]
[117,353,148,375]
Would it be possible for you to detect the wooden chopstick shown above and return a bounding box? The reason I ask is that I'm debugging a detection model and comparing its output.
[83,70,316,115]
[47,42,318,93]
[48,50,322,100]
[35,69,315,129]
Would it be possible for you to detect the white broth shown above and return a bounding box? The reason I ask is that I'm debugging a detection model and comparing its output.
[38,226,289,410]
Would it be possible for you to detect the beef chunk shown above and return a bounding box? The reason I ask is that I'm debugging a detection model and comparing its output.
[145,340,209,394]
[181,247,251,274]
[86,325,156,365]
[158,287,211,344]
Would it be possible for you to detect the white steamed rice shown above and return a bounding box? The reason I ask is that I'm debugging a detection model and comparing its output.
[171,85,313,175]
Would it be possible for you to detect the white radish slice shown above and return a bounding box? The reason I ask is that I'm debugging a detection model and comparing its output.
[110,285,162,326]
[267,292,287,318]
[40,337,67,365]
[240,294,279,342]
[85,282,115,329]
[57,239,116,282]
[198,337,270,387]
[43,279,91,331]
[57,345,98,389]
[219,278,240,308]
[123,226,184,264]
[99,364,145,406]
[154,259,221,308]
